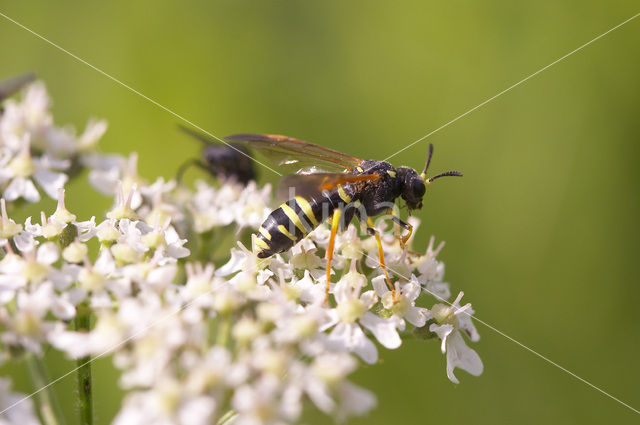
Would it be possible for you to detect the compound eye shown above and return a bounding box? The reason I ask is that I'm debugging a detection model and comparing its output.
[412,179,426,198]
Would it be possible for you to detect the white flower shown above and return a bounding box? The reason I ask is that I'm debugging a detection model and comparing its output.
[76,249,131,308]
[216,241,267,280]
[76,118,108,152]
[113,379,216,425]
[88,153,144,209]
[0,199,22,243]
[232,375,292,424]
[0,80,484,424]
[0,140,68,202]
[138,178,182,228]
[0,253,26,304]
[233,182,273,230]
[24,211,65,242]
[335,224,364,261]
[0,241,58,287]
[183,346,246,394]
[372,274,430,329]
[429,292,483,383]
[2,282,57,353]
[106,184,140,221]
[0,378,42,425]
[288,238,324,279]
[324,271,401,364]
[0,81,52,153]
[140,221,189,261]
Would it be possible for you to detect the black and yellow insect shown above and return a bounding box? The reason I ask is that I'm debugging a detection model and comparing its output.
[178,126,256,185]
[203,132,462,303]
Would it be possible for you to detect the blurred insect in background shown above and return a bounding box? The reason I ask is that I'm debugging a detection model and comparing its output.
[0,72,35,105]
[178,126,256,185]
[182,130,462,303]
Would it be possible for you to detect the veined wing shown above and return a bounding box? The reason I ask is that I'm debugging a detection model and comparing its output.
[277,172,379,200]
[224,133,363,173]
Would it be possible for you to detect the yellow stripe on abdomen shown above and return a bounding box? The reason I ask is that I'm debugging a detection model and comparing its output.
[280,203,309,234]
[294,196,319,227]
[259,226,272,240]
[255,237,270,250]
[277,224,298,241]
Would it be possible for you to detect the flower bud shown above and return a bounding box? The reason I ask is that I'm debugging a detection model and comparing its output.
[62,241,87,263]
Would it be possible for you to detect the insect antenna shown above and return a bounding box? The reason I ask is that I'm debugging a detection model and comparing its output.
[427,170,463,183]
[419,143,463,183]
[419,143,434,180]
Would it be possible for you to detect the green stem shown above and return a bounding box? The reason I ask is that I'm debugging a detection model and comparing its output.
[215,315,231,347]
[217,410,237,425]
[25,354,66,425]
[75,307,93,425]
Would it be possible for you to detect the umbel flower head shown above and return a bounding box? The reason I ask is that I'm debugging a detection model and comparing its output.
[0,79,482,425]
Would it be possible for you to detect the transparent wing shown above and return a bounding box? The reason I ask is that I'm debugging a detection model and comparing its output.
[277,172,379,200]
[224,133,363,173]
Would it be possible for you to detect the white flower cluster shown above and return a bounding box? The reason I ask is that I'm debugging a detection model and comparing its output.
[0,80,482,425]
[0,81,107,202]
[0,378,41,425]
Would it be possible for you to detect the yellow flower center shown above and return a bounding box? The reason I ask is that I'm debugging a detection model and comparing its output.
[22,259,48,284]
[337,298,366,323]
[8,153,35,178]
[79,269,106,292]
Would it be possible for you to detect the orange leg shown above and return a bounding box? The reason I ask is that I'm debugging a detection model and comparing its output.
[391,212,413,249]
[325,209,341,305]
[367,218,396,301]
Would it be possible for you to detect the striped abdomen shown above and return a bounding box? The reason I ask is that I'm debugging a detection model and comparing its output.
[255,185,354,258]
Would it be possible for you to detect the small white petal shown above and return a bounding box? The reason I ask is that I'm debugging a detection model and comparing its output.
[360,290,377,310]
[13,231,36,252]
[445,332,484,384]
[37,242,59,265]
[51,297,76,320]
[215,248,245,277]
[167,244,190,259]
[4,178,40,202]
[75,217,97,242]
[34,169,67,199]
[371,274,390,296]
[177,396,216,425]
[328,322,378,364]
[403,278,421,301]
[94,249,116,275]
[337,382,377,419]
[405,306,429,328]
[88,168,119,195]
[424,281,451,301]
[429,323,454,353]
[48,329,92,359]
[360,312,401,349]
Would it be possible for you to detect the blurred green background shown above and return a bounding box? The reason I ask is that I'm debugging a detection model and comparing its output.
[1,1,639,424]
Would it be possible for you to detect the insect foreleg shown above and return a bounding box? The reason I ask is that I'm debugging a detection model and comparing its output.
[176,159,210,183]
[391,213,413,249]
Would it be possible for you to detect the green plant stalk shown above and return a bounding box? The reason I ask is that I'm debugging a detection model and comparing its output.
[25,354,66,425]
[217,410,237,425]
[215,314,231,347]
[75,307,93,425]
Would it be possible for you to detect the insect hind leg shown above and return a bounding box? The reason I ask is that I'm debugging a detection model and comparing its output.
[366,218,396,300]
[325,208,341,306]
